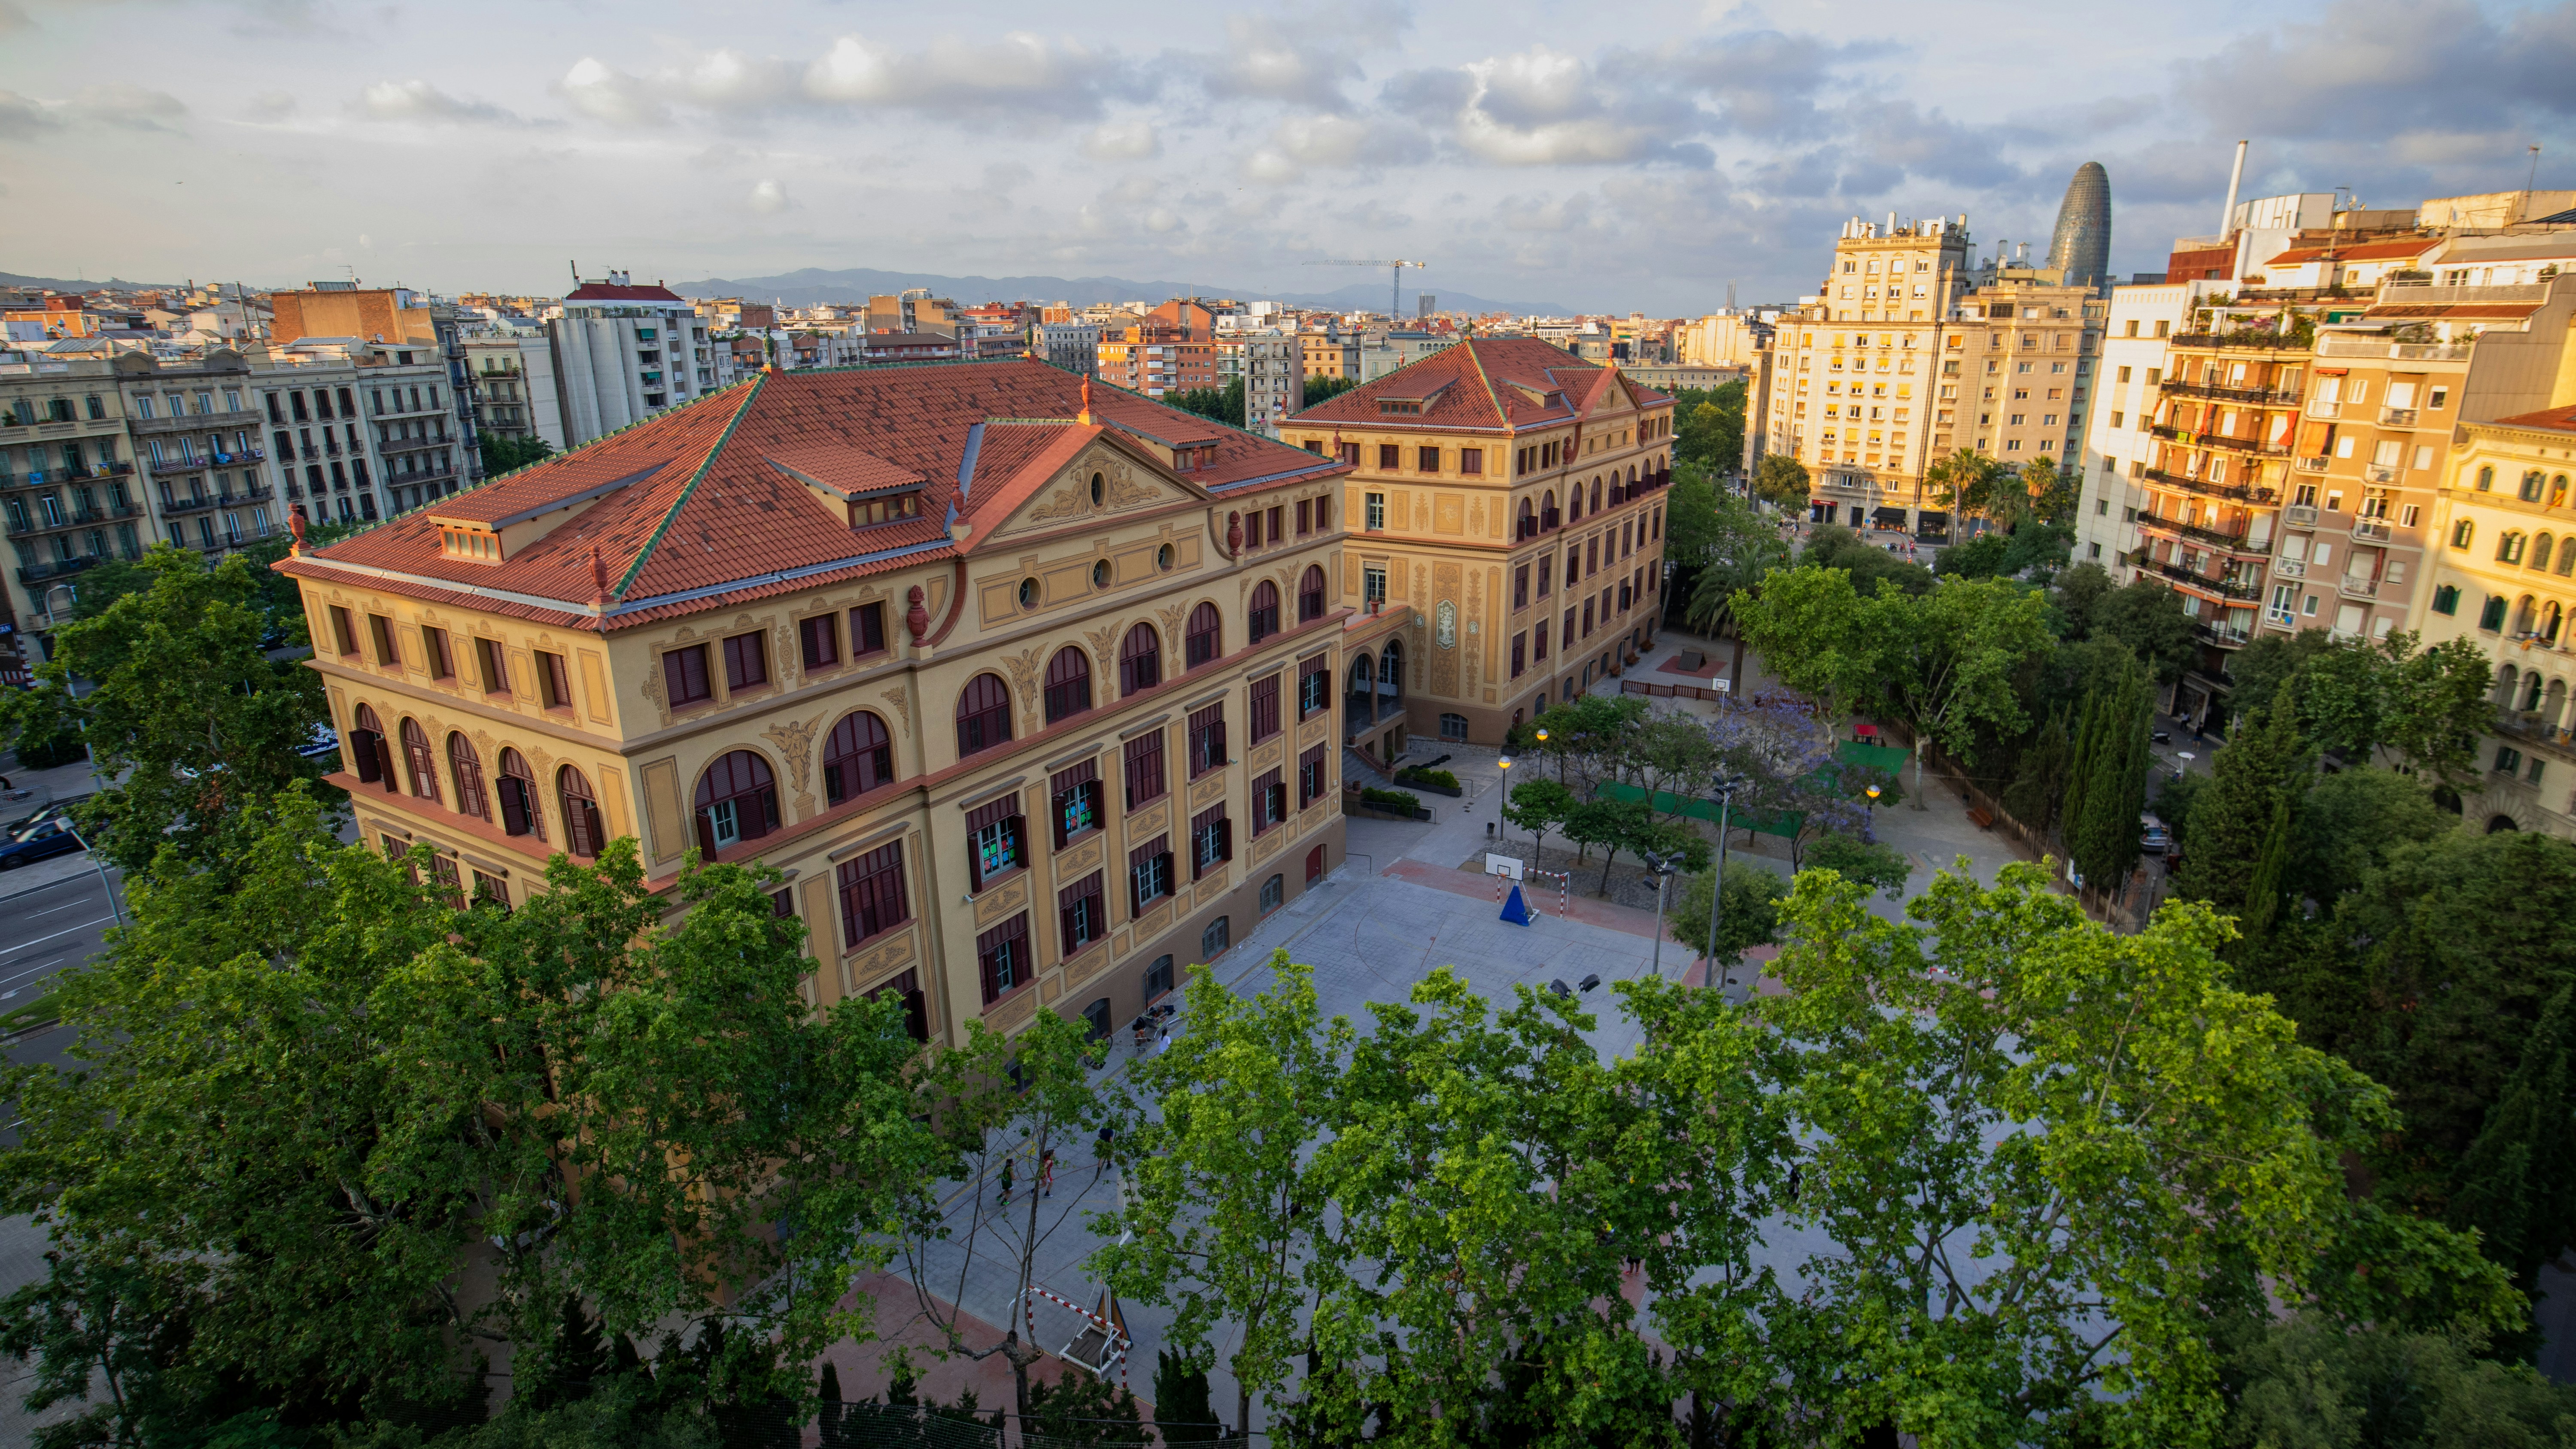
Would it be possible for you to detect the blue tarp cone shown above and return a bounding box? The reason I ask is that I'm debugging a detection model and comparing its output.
[1500,883,1536,926]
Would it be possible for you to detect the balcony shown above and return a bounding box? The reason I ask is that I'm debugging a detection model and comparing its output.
[2305,400,2341,419]
[2171,331,2309,353]
[2364,464,2400,485]
[2152,559,2265,601]
[2312,334,2472,362]
[2284,504,2319,527]
[2137,515,2264,553]
[16,556,100,586]
[2339,576,2382,600]
[99,461,134,476]
[2294,455,2330,474]
[2157,378,2303,406]
[152,454,207,474]
[2272,557,2307,579]
[2196,620,2253,648]
[2266,607,2299,631]
[2352,518,2394,542]
[160,495,219,516]
[2141,467,2278,505]
[2380,406,2418,427]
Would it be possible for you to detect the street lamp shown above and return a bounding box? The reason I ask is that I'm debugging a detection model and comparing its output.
[1640,849,1679,977]
[1495,754,1513,843]
[1864,782,1881,843]
[1703,773,1744,990]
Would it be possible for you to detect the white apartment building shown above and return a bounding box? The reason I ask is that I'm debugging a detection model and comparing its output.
[545,273,711,449]
[1036,322,1100,379]
[1239,330,1303,437]
[261,340,459,524]
[2075,281,2221,572]
[117,348,280,558]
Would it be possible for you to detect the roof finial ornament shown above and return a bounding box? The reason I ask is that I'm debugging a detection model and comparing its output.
[286,508,308,557]
[1078,374,1095,425]
[589,545,611,608]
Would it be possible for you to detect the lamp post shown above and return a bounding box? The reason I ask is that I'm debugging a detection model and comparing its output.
[1704,773,1742,990]
[1865,782,1881,843]
[1495,754,1513,844]
[1641,849,1678,977]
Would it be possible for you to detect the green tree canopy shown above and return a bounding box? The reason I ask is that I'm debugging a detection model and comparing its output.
[1750,451,1810,509]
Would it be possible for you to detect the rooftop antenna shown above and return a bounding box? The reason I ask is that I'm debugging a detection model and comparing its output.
[2526,144,2544,223]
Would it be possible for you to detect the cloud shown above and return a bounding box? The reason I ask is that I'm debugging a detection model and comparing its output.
[0,88,57,139]
[1081,118,1160,160]
[2175,0,2576,141]
[359,79,524,126]
[685,48,803,109]
[1197,4,1410,110]
[1385,45,1712,167]
[67,83,186,131]
[243,90,296,122]
[748,178,788,214]
[802,31,1133,121]
[556,56,668,127]
[1242,112,1412,182]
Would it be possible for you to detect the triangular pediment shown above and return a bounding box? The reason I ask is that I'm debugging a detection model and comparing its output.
[978,440,1201,545]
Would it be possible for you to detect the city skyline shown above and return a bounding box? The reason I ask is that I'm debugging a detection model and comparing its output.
[1,0,2570,312]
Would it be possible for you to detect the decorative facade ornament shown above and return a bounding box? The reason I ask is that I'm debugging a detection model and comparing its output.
[906,585,930,645]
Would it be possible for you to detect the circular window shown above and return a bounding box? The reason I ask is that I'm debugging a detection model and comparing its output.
[1090,472,1105,506]
[1018,577,1039,607]
[1092,559,1112,588]
[1157,543,1174,570]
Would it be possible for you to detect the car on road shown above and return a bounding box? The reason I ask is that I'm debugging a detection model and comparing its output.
[2140,815,2174,858]
[0,818,85,870]
[297,723,342,762]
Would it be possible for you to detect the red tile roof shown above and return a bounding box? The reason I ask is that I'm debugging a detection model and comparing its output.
[2262,239,2439,266]
[278,360,1350,631]
[2491,404,2576,435]
[1288,336,1670,433]
[564,281,688,303]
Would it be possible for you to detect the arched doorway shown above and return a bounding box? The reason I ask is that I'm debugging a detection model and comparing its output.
[1346,650,1375,734]
[2488,814,2521,834]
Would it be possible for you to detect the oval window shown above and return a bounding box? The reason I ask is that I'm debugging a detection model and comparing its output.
[1090,472,1105,506]
[1157,543,1174,570]
[1093,559,1112,588]
[1018,577,1039,608]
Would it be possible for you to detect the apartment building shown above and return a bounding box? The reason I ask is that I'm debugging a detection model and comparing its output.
[116,348,280,559]
[463,334,545,445]
[1359,331,1458,384]
[1288,338,1676,749]
[263,340,463,523]
[1301,333,1359,382]
[1239,331,1304,438]
[269,282,483,490]
[1036,322,1100,379]
[276,360,1359,1048]
[547,273,713,448]
[1098,322,1213,399]
[0,354,143,660]
[2413,402,2576,837]
[2136,273,2576,726]
[2076,282,2219,572]
[1677,312,1769,370]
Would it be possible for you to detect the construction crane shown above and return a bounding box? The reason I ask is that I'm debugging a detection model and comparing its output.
[1304,258,1428,318]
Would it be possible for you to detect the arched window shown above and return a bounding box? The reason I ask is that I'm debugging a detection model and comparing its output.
[2525,671,2547,713]
[448,733,488,820]
[1346,650,1375,726]
[2500,531,2527,565]
[349,703,395,789]
[558,766,602,858]
[1567,485,1583,523]
[2556,475,2572,508]
[1517,497,1536,540]
[1248,581,1280,643]
[2452,518,2475,551]
[399,718,440,803]
[695,750,779,852]
[1298,565,1326,622]
[1043,646,1092,724]
[497,748,544,840]
[1439,712,1469,741]
[2538,534,2558,572]
[2516,594,2539,635]
[2560,545,2576,579]
[2496,664,2521,707]
[1591,477,1604,513]
[2523,470,2548,503]
[1120,622,1162,695]
[1541,490,1559,530]
[2549,677,2570,729]
[1186,603,1221,670]
[2476,464,2495,491]
[955,673,1012,757]
[822,711,893,805]
[2546,602,2565,646]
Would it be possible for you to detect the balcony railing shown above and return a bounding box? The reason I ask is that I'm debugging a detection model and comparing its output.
[2172,331,2309,353]
[160,495,219,516]
[2196,620,2254,648]
[2339,576,2382,600]
[2352,518,2394,542]
[2137,515,2263,553]
[2305,399,2341,419]
[2272,557,2307,579]
[2364,464,2400,485]
[2266,607,2299,631]
[16,556,100,585]
[2380,406,2418,427]
[2153,560,2265,600]
[2284,504,2319,527]
[2312,334,2471,362]
[152,454,206,473]
[2157,378,2303,406]
[2141,467,2278,505]
[2294,455,2330,473]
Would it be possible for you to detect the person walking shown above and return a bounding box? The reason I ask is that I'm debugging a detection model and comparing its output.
[1039,1148,1057,1200]
[997,1157,1015,1205]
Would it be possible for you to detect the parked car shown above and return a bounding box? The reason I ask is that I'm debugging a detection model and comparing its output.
[2140,815,2174,857]
[0,818,85,870]
[297,723,343,762]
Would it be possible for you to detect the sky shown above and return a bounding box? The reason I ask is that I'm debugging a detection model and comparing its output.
[3,0,2573,315]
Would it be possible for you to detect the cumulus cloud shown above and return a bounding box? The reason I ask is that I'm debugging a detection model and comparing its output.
[557,57,668,127]
[1385,45,1712,167]
[67,84,187,131]
[748,178,788,213]
[243,90,296,121]
[1081,118,1160,160]
[360,79,523,126]
[1197,3,1410,110]
[802,31,1131,121]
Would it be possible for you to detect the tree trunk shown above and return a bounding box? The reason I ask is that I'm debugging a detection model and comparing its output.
[1598,846,1623,895]
[1910,738,1929,809]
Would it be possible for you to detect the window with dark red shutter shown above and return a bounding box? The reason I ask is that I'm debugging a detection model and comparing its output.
[1298,743,1327,808]
[1043,646,1092,724]
[966,793,1024,891]
[1129,835,1173,914]
[1119,623,1161,696]
[838,842,908,948]
[1185,602,1221,668]
[1251,768,1285,837]
[800,614,839,670]
[558,766,602,858]
[1057,871,1106,958]
[1249,675,1280,744]
[1188,702,1227,778]
[663,644,712,706]
[722,631,767,691]
[822,711,895,805]
[850,602,888,657]
[1123,730,1167,808]
[1190,802,1231,879]
[976,913,1030,1004]
[955,673,1012,757]
[1247,582,1279,642]
[1298,565,1325,622]
[1297,654,1330,718]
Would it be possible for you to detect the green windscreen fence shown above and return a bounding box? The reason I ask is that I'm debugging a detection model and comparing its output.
[1595,740,1910,841]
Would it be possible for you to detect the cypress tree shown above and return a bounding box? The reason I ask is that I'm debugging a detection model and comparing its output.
[2068,658,2151,893]
[2232,794,2293,965]
[2173,686,2312,913]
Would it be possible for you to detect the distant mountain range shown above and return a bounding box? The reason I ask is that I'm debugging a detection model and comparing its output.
[3,270,176,293]
[670,267,1571,318]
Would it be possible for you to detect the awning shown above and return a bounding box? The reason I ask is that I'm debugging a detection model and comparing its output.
[1872,506,1908,527]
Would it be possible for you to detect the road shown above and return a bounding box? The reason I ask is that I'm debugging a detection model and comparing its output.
[0,867,122,1083]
